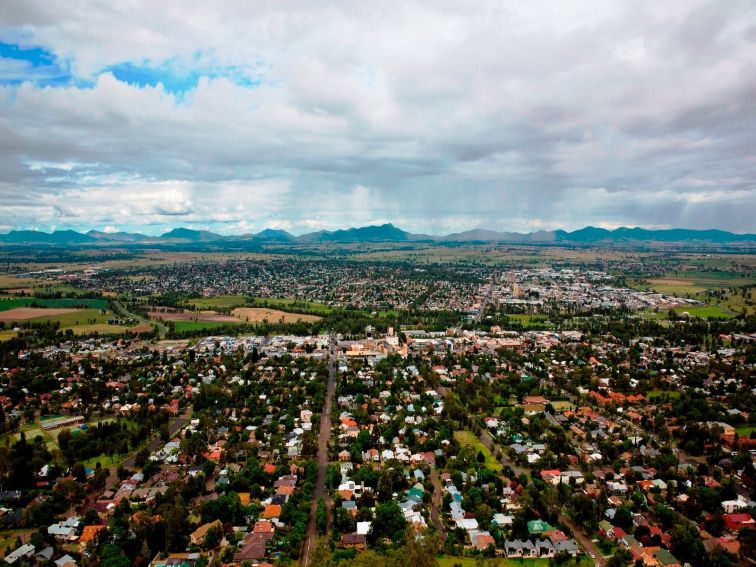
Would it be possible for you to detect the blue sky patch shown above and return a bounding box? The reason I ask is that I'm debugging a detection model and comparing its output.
[0,41,73,86]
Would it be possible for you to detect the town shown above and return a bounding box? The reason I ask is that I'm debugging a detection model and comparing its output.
[0,258,754,567]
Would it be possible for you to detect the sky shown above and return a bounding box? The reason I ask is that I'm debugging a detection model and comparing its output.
[1,1,755,236]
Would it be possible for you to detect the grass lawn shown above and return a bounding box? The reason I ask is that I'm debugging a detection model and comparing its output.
[172,319,241,332]
[503,314,553,328]
[736,426,756,437]
[647,390,681,401]
[672,305,735,319]
[453,430,502,471]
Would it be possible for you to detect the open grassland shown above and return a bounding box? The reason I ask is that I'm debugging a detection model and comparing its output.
[232,307,321,323]
[646,271,755,295]
[0,274,45,290]
[707,287,755,316]
[0,297,107,311]
[645,279,708,295]
[453,430,502,471]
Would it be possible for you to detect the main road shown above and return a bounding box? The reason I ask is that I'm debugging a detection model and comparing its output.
[300,335,337,566]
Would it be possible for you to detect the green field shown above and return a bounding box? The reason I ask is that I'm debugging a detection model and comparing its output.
[25,308,111,328]
[172,320,241,332]
[0,297,108,311]
[672,305,735,319]
[503,314,553,328]
[453,430,502,471]
[249,296,334,315]
[186,295,248,310]
[647,390,681,401]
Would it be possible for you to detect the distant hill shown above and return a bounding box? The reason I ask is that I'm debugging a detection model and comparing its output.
[0,230,95,245]
[87,230,150,243]
[252,228,295,241]
[301,223,412,242]
[160,228,224,242]
[1,224,754,247]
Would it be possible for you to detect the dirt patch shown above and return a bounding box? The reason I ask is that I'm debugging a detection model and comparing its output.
[0,307,80,322]
[232,307,321,324]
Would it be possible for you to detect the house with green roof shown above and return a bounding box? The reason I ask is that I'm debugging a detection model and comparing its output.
[527,519,554,534]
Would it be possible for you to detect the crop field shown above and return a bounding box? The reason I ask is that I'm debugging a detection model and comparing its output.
[0,297,108,311]
[0,307,81,322]
[232,307,322,323]
[453,430,502,471]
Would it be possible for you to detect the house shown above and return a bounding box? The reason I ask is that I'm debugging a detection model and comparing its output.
[189,519,222,546]
[554,539,579,556]
[505,539,536,558]
[724,513,755,532]
[4,544,35,564]
[262,504,282,520]
[527,519,554,535]
[474,533,496,552]
[536,539,555,557]
[54,555,77,567]
[340,533,367,550]
[79,525,106,551]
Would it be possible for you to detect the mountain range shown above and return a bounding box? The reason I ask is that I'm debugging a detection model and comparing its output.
[0,223,754,247]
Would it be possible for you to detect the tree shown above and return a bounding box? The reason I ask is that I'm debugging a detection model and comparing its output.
[316,498,327,535]
[203,526,221,550]
[309,538,331,567]
[372,501,407,543]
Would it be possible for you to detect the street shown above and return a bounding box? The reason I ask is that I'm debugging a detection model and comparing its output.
[300,335,337,566]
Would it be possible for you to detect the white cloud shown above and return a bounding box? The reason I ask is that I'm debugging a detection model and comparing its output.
[0,0,754,233]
